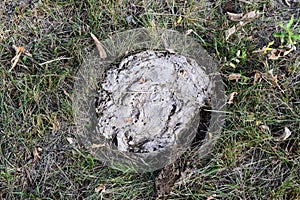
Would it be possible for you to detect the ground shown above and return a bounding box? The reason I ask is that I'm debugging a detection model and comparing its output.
[0,0,299,199]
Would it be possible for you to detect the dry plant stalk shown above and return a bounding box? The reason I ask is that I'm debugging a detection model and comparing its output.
[90,32,107,59]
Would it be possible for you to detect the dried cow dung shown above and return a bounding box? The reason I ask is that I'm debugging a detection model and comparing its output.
[95,50,210,154]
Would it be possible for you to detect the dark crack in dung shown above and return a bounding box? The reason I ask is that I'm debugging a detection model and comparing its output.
[95,50,210,153]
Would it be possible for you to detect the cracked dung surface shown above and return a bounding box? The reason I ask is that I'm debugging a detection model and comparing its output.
[95,50,210,153]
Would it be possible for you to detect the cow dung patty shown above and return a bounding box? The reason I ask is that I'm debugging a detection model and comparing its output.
[95,50,210,153]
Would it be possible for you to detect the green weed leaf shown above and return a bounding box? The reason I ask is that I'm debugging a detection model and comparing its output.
[286,15,294,30]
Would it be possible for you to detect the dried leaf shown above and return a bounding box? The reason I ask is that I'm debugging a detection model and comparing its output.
[260,69,278,85]
[241,10,260,21]
[237,21,249,27]
[253,72,262,84]
[225,10,260,41]
[225,26,236,40]
[33,147,40,163]
[282,127,292,140]
[267,69,278,85]
[15,46,26,53]
[90,32,107,59]
[95,184,105,193]
[91,143,105,149]
[268,49,281,60]
[274,127,292,141]
[14,45,32,57]
[283,45,295,56]
[228,92,238,104]
[228,73,242,81]
[227,12,244,21]
[268,45,295,60]
[260,125,271,134]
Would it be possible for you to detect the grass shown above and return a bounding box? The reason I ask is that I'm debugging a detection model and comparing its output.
[0,0,299,199]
